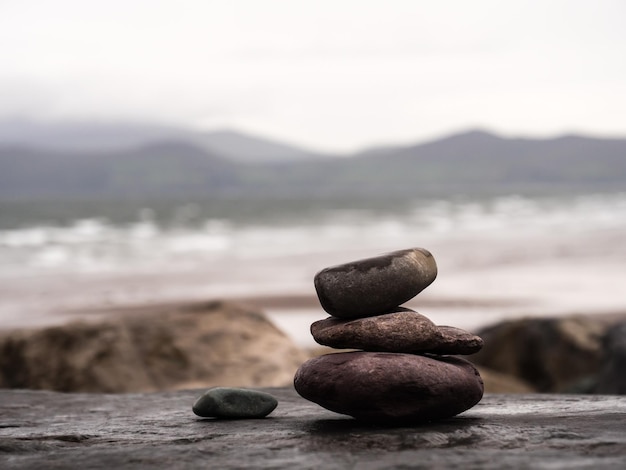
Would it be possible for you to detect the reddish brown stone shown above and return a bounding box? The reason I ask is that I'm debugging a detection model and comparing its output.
[310,310,483,355]
[427,325,484,355]
[311,309,440,352]
[314,248,437,318]
[294,351,484,423]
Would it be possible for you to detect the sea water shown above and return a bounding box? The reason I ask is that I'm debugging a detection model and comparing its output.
[1,192,625,345]
[2,192,625,274]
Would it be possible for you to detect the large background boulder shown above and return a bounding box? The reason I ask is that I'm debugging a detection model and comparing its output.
[0,301,307,393]
[594,321,626,394]
[475,367,535,393]
[471,315,625,393]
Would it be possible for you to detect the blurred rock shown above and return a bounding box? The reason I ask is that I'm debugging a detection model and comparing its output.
[471,315,614,392]
[0,301,306,393]
[594,321,626,394]
[477,367,536,393]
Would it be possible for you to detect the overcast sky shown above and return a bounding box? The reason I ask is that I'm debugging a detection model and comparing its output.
[1,0,625,152]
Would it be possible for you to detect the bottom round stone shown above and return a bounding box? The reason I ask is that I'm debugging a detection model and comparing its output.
[294,352,484,423]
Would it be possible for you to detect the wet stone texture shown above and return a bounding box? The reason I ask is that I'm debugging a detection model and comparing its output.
[314,248,437,318]
[1,388,625,469]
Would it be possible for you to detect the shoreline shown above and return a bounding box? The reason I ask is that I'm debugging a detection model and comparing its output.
[2,293,624,350]
[2,223,626,346]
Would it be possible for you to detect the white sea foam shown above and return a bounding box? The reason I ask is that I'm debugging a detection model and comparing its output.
[1,192,626,275]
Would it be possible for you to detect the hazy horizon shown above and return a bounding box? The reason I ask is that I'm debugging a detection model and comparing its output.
[3,117,626,158]
[2,0,625,152]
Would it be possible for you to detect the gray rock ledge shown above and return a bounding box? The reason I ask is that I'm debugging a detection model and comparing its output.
[1,388,625,469]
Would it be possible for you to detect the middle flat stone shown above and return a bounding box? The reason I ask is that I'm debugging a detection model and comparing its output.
[311,308,483,354]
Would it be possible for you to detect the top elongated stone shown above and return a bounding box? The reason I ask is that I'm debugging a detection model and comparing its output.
[314,248,437,318]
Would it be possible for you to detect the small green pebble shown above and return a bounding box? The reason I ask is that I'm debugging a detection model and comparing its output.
[192,387,278,419]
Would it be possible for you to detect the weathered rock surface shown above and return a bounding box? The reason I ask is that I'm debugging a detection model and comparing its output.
[311,310,482,354]
[314,248,437,318]
[192,387,278,418]
[0,301,307,393]
[471,315,613,392]
[3,388,625,470]
[294,352,484,422]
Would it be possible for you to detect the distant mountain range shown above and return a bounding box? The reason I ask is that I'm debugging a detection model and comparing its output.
[1,119,625,200]
[0,119,326,163]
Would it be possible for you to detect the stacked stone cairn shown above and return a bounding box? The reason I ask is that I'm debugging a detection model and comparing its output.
[294,248,485,423]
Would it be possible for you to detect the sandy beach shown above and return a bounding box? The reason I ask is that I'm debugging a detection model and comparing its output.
[2,222,625,349]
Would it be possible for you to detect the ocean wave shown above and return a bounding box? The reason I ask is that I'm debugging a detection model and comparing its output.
[1,192,625,274]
